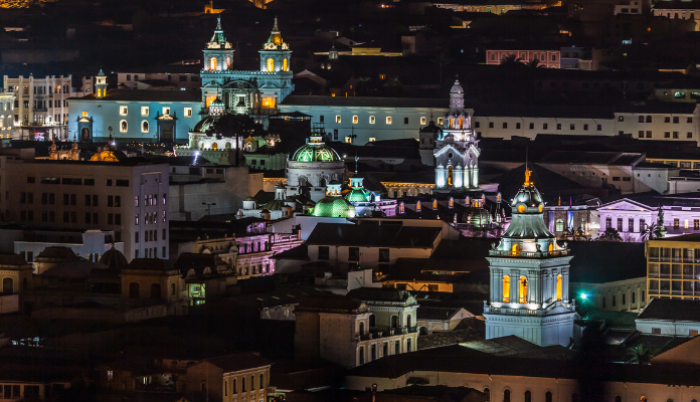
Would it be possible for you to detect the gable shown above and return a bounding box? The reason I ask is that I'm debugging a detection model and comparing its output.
[599,199,651,212]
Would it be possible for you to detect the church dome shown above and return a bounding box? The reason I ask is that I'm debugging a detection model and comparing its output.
[345,188,371,203]
[510,171,545,214]
[291,143,341,162]
[312,196,357,218]
[500,170,554,239]
[461,207,492,227]
[193,116,218,133]
[99,246,128,270]
[450,79,464,95]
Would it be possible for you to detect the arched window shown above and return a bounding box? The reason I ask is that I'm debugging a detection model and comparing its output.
[369,315,376,327]
[151,284,161,299]
[548,243,554,252]
[141,121,149,133]
[433,199,438,209]
[416,201,422,212]
[225,142,232,149]
[525,391,532,402]
[519,276,528,303]
[459,117,464,129]
[2,277,13,294]
[484,388,490,401]
[504,390,511,402]
[226,57,231,70]
[212,142,218,150]
[668,399,674,402]
[555,219,564,231]
[391,315,398,328]
[615,396,622,402]
[200,142,204,150]
[400,203,405,213]
[511,244,520,254]
[120,120,128,133]
[283,58,288,71]
[449,117,454,128]
[129,282,140,298]
[448,166,453,186]
[359,321,365,335]
[210,57,217,70]
[546,392,553,402]
[260,374,264,389]
[557,274,563,301]
[502,275,511,302]
[267,59,274,72]
[407,314,412,328]
[407,337,412,352]
[640,397,646,402]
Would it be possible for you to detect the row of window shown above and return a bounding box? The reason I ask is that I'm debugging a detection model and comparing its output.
[128,281,172,298]
[116,106,193,118]
[135,229,166,244]
[124,74,198,83]
[649,247,700,262]
[317,246,391,262]
[605,217,652,232]
[489,53,558,61]
[20,193,165,208]
[8,84,70,95]
[621,115,691,123]
[637,131,694,139]
[601,290,645,308]
[358,338,412,365]
[28,177,129,187]
[223,373,265,396]
[136,212,166,225]
[328,115,425,125]
[19,210,125,225]
[481,121,603,131]
[654,10,696,19]
[134,247,165,259]
[649,279,700,296]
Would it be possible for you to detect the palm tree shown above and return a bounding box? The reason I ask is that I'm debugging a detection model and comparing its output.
[525,58,544,69]
[626,344,654,364]
[597,227,623,242]
[354,77,374,96]
[383,76,404,96]
[500,54,523,68]
[206,114,262,166]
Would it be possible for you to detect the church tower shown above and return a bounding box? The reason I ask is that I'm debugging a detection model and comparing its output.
[95,69,107,98]
[483,170,578,347]
[433,79,480,192]
[258,17,294,109]
[203,17,234,73]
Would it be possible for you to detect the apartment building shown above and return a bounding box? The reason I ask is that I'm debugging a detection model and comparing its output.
[0,155,169,262]
[647,233,700,301]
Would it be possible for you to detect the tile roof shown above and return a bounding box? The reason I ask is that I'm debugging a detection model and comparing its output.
[637,298,700,321]
[305,223,441,248]
[0,254,29,266]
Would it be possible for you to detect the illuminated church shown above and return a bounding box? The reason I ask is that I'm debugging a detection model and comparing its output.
[199,17,294,127]
[483,170,577,347]
[433,80,480,192]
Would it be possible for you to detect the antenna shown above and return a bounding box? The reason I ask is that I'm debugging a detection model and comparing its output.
[354,152,359,174]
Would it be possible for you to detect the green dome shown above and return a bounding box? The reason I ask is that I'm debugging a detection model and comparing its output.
[462,207,492,227]
[312,196,357,218]
[292,143,341,162]
[345,188,371,203]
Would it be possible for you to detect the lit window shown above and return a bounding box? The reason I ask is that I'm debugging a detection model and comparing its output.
[345,136,352,143]
[353,115,358,124]
[502,276,510,302]
[369,116,375,124]
[119,106,128,116]
[336,115,341,124]
[437,117,444,125]
[141,121,149,133]
[141,106,149,116]
[82,111,88,117]
[420,117,427,125]
[386,116,392,124]
[120,120,128,133]
[369,137,376,142]
[184,108,192,117]
[163,107,171,115]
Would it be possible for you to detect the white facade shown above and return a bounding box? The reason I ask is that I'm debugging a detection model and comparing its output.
[598,198,700,242]
[0,156,169,262]
[636,316,700,337]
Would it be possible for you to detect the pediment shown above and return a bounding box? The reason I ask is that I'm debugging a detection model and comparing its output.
[599,199,651,212]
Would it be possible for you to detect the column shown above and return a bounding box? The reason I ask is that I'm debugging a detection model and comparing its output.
[562,268,570,301]
[18,77,24,132]
[454,165,463,188]
[464,167,471,189]
[472,166,479,188]
[436,165,445,188]
[28,76,34,126]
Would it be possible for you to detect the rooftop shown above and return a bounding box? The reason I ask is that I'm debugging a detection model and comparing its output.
[637,298,700,321]
[306,223,441,248]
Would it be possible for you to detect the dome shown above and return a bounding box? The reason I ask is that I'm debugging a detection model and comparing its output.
[345,188,371,203]
[510,171,545,214]
[312,196,357,218]
[292,143,341,162]
[500,170,555,239]
[261,199,285,211]
[461,207,492,227]
[193,116,218,133]
[99,246,128,270]
[450,79,464,95]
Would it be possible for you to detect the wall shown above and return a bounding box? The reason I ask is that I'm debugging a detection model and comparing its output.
[0,294,19,314]
[169,166,249,221]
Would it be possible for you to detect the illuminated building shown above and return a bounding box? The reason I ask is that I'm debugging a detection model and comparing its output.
[312,181,357,218]
[646,233,700,301]
[486,49,562,68]
[433,79,481,192]
[0,87,14,143]
[199,17,293,125]
[483,170,577,346]
[286,129,345,202]
[344,176,397,217]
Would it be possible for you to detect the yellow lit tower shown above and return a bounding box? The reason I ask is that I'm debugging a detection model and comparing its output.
[258,17,294,109]
[483,169,578,347]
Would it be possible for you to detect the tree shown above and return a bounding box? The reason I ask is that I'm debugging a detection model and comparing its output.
[640,223,665,241]
[383,76,404,96]
[597,227,623,242]
[206,114,263,166]
[525,58,545,69]
[626,344,655,364]
[499,54,523,69]
[354,77,374,96]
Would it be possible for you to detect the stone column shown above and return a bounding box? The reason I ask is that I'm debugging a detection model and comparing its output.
[464,167,471,189]
[562,267,570,301]
[436,165,445,188]
[454,165,463,188]
[471,166,479,189]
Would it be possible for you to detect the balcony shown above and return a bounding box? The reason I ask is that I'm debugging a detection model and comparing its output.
[488,249,570,258]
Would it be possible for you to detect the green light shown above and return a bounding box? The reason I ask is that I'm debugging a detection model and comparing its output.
[580,293,588,300]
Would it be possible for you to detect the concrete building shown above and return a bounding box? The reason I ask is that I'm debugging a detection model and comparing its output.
[0,154,169,261]
[646,233,700,301]
[636,298,700,336]
[653,1,700,30]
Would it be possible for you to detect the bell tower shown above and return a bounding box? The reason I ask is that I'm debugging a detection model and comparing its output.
[258,17,294,109]
[203,17,234,73]
[483,170,578,347]
[95,69,107,98]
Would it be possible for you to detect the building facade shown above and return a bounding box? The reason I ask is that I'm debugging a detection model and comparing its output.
[647,234,700,301]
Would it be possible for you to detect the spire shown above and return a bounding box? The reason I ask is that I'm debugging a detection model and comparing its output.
[265,17,286,48]
[208,17,230,47]
[272,16,279,32]
[97,69,105,77]
[524,168,532,186]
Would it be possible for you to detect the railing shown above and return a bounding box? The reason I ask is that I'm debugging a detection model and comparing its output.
[488,249,569,258]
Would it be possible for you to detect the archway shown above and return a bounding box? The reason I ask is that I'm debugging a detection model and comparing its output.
[81,127,90,141]
[210,57,218,70]
[283,58,288,71]
[556,274,562,301]
[212,142,218,151]
[267,59,274,72]
[502,276,510,302]
[2,277,13,294]
[519,277,528,303]
[448,166,453,186]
